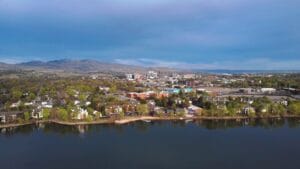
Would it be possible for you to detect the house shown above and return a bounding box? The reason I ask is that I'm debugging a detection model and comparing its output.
[105,105,123,116]
[154,107,165,115]
[0,111,23,123]
[24,102,34,106]
[174,98,183,104]
[126,73,142,81]
[31,108,43,119]
[10,101,21,108]
[76,108,88,120]
[74,100,80,106]
[187,105,203,115]
[280,100,288,106]
[176,108,188,115]
[273,97,288,106]
[41,101,53,108]
[0,112,6,123]
[147,71,158,79]
[93,110,102,118]
[148,100,156,111]
[113,106,123,114]
[123,103,137,115]
[242,106,255,115]
[30,101,53,119]
[99,86,110,92]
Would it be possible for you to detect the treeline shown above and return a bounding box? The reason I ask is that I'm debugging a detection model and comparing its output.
[0,77,139,111]
[226,74,300,88]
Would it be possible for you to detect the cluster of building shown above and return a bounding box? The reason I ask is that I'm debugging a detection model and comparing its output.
[1,71,300,124]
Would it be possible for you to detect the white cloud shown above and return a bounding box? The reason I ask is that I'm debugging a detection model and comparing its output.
[114,58,300,70]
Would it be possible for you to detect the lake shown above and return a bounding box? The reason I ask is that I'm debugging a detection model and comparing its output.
[1,118,300,169]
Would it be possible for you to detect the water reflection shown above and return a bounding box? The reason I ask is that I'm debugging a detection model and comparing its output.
[1,118,300,136]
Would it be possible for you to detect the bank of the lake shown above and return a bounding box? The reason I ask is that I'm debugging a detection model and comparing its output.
[1,115,300,129]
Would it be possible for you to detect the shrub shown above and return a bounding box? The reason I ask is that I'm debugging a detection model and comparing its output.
[24,112,30,121]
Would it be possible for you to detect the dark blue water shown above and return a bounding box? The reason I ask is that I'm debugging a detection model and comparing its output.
[1,119,300,169]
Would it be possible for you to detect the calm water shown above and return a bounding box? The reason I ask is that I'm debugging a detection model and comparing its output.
[1,119,300,169]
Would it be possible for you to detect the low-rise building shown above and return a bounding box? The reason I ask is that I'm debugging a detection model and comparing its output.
[183,74,196,79]
[10,101,21,108]
[187,105,203,115]
[260,88,276,94]
[76,108,88,120]
[147,71,158,79]
[31,108,43,119]
[0,111,23,123]
[126,73,142,81]
[127,91,156,100]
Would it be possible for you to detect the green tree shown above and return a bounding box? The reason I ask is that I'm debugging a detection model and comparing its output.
[109,85,117,93]
[24,112,30,121]
[288,101,300,115]
[86,115,93,122]
[119,110,125,118]
[136,104,149,116]
[176,109,186,117]
[270,103,286,116]
[226,100,243,116]
[43,108,51,120]
[11,89,22,101]
[87,107,94,114]
[28,93,36,101]
[58,108,69,121]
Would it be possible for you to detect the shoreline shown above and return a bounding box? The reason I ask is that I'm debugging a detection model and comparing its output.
[1,115,300,129]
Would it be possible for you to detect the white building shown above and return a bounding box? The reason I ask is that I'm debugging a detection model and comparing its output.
[31,109,44,119]
[99,86,110,92]
[74,100,80,106]
[147,71,158,79]
[126,73,142,81]
[260,88,276,94]
[183,74,196,79]
[41,101,53,108]
[76,108,88,120]
[85,101,91,106]
[0,114,6,123]
[126,74,134,81]
[24,102,34,106]
[197,88,206,92]
[187,105,203,115]
[10,101,21,108]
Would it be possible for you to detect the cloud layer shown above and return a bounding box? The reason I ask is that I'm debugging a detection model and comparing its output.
[0,0,299,69]
[114,58,300,70]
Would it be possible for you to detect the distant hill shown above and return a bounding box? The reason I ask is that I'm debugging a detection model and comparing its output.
[17,59,144,73]
[0,59,175,73]
[0,62,19,70]
[1,60,299,75]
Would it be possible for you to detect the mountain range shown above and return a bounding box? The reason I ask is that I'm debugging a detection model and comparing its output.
[0,59,175,73]
[1,59,298,74]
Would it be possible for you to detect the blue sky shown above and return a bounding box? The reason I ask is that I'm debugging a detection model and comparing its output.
[0,0,299,69]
